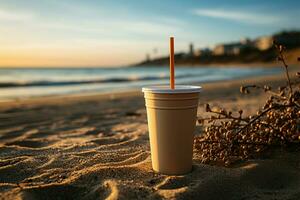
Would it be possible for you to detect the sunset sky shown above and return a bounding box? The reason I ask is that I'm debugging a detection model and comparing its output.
[0,0,299,67]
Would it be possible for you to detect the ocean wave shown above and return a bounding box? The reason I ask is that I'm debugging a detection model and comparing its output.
[0,75,171,88]
[0,72,208,88]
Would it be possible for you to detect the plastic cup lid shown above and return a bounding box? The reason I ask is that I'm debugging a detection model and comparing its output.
[142,85,202,94]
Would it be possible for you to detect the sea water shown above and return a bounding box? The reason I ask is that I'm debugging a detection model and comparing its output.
[0,66,282,100]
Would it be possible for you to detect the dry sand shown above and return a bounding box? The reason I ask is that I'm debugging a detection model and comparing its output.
[0,71,300,200]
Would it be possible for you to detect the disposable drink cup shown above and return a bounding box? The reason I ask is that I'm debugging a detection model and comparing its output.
[142,85,201,175]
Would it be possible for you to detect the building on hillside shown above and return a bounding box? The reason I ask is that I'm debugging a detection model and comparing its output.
[240,38,252,45]
[146,54,150,62]
[213,37,255,55]
[213,44,226,55]
[189,43,194,56]
[254,36,273,51]
[232,46,242,55]
[195,48,212,56]
[213,43,243,55]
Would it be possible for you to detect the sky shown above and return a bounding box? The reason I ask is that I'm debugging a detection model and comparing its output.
[0,0,299,67]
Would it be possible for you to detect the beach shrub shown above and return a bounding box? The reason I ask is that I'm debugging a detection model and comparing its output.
[194,42,300,166]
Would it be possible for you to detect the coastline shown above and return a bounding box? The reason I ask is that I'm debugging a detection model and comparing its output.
[133,47,300,68]
[0,65,282,101]
[133,61,282,68]
[0,66,286,108]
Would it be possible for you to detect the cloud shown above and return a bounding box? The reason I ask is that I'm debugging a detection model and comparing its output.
[153,16,186,26]
[0,1,187,39]
[0,9,34,21]
[34,17,183,38]
[192,8,282,25]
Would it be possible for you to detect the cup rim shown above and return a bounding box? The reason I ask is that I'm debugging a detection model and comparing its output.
[142,85,202,94]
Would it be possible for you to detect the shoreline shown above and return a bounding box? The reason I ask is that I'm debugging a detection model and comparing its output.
[0,65,286,106]
[0,67,291,109]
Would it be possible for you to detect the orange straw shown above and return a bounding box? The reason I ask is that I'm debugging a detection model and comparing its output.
[169,37,175,89]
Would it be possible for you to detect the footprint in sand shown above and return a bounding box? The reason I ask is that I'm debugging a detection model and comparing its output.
[84,180,119,200]
[20,180,120,200]
[156,176,190,190]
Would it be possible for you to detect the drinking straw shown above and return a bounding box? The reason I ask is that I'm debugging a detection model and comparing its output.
[169,37,175,89]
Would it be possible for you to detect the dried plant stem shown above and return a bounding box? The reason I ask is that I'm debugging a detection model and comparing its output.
[209,110,248,123]
[243,85,286,100]
[195,139,281,147]
[200,117,247,125]
[278,48,293,93]
[235,104,291,135]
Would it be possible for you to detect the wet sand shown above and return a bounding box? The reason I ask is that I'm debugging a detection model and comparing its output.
[0,72,300,200]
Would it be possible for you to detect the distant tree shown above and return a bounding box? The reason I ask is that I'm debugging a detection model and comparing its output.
[273,30,300,49]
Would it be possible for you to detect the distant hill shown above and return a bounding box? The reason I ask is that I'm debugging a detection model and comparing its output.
[134,30,300,67]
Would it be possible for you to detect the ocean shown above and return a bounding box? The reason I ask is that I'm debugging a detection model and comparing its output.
[0,66,282,100]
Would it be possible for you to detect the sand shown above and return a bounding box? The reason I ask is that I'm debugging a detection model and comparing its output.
[1,71,300,200]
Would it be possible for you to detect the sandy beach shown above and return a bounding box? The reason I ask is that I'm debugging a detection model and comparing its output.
[1,71,300,200]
